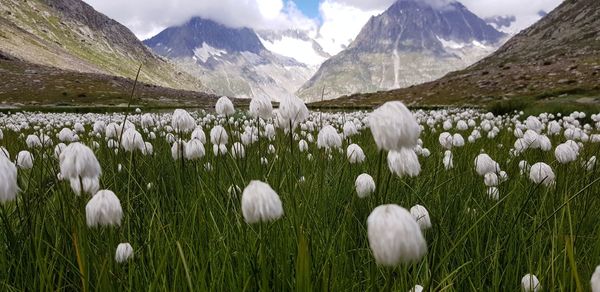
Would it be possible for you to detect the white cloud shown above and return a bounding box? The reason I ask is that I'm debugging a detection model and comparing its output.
[83,0,563,49]
[83,0,317,40]
[316,1,384,55]
[313,0,563,55]
[328,0,397,11]
[460,0,563,33]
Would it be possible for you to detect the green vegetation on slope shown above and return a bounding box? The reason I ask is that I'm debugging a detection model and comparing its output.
[0,0,204,92]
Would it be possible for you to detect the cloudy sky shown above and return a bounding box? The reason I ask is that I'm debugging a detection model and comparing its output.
[83,0,562,55]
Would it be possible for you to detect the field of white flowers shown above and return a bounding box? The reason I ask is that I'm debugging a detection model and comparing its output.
[1,96,600,291]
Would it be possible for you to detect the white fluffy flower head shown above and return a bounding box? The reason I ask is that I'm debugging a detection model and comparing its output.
[241,180,284,224]
[216,96,235,116]
[86,190,123,227]
[591,265,600,292]
[185,139,205,161]
[171,109,196,133]
[59,143,102,195]
[355,173,375,198]
[347,144,365,164]
[210,125,229,145]
[369,101,421,151]
[115,243,134,263]
[529,162,555,187]
[367,204,427,266]
[317,125,342,150]
[0,156,19,203]
[388,148,421,178]
[249,95,273,120]
[276,96,309,131]
[521,274,541,292]
[16,150,34,169]
[410,204,432,231]
[474,153,500,176]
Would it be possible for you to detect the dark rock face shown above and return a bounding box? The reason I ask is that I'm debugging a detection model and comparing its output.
[349,0,505,55]
[144,17,265,58]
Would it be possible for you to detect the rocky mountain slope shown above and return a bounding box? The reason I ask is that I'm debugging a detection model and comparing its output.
[298,0,506,102]
[311,0,600,109]
[144,17,313,100]
[0,0,203,92]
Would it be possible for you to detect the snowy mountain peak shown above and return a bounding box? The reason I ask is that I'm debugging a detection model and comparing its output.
[144,17,313,101]
[298,0,507,102]
[144,17,264,59]
[349,0,505,55]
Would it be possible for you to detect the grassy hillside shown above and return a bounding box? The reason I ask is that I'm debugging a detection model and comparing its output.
[0,54,222,108]
[0,0,204,92]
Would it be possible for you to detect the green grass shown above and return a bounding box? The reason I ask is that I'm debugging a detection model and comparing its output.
[487,96,600,117]
[0,111,599,291]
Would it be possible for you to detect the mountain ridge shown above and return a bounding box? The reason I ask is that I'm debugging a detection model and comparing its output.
[0,0,204,92]
[311,0,600,109]
[144,16,265,58]
[297,0,506,102]
[144,16,313,101]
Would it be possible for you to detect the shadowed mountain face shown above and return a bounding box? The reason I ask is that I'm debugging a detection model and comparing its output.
[144,17,265,58]
[350,0,505,54]
[144,17,313,101]
[297,0,506,102]
[311,0,600,109]
[0,0,203,92]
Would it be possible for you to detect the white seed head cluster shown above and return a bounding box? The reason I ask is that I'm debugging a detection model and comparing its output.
[355,173,375,198]
[241,180,284,224]
[249,95,273,120]
[387,148,421,178]
[317,125,342,150]
[529,162,555,187]
[115,243,134,263]
[346,144,365,164]
[171,109,196,133]
[216,96,235,117]
[0,155,19,203]
[85,190,123,228]
[367,204,427,266]
[591,265,600,292]
[521,274,541,292]
[59,143,102,196]
[276,96,309,131]
[369,101,421,151]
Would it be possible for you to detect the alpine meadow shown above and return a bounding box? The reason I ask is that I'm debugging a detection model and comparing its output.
[1,98,600,290]
[1,0,600,290]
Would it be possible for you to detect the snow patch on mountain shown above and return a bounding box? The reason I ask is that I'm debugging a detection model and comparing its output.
[259,35,327,67]
[193,43,227,62]
[437,37,491,50]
